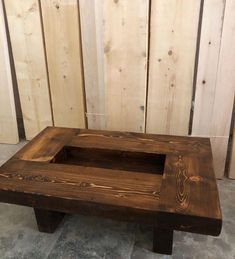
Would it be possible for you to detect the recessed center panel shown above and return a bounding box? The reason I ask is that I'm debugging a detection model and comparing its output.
[52,146,165,175]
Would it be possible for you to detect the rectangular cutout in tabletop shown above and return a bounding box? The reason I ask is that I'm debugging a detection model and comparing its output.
[51,146,165,175]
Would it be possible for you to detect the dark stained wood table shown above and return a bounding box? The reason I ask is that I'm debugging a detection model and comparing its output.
[0,127,222,255]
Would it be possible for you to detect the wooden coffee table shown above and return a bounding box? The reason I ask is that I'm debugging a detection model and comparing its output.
[0,127,222,255]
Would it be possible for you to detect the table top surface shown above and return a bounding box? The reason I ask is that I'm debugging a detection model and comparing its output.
[0,126,222,236]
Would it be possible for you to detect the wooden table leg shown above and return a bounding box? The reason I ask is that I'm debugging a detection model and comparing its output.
[153,227,173,255]
[34,208,65,233]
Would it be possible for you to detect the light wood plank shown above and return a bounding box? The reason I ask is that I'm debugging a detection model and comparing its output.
[229,126,235,179]
[103,0,149,132]
[4,0,53,140]
[192,0,225,136]
[193,0,235,177]
[0,0,18,144]
[210,0,235,139]
[41,0,85,128]
[79,0,105,130]
[192,0,226,178]
[210,137,229,178]
[146,0,200,135]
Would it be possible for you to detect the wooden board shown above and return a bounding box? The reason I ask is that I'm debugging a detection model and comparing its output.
[193,0,235,177]
[0,0,18,144]
[0,127,222,240]
[229,126,235,178]
[192,0,225,135]
[79,0,105,129]
[41,0,86,128]
[192,0,226,178]
[146,0,200,135]
[210,137,229,178]
[68,129,211,158]
[4,0,53,140]
[0,159,162,211]
[103,0,149,132]
[210,0,235,177]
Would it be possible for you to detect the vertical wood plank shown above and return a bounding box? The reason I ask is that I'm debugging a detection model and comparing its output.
[41,0,86,128]
[192,0,226,178]
[210,137,229,178]
[0,0,18,144]
[229,126,235,178]
[192,0,225,136]
[4,0,53,140]
[103,0,149,133]
[193,0,235,177]
[146,0,200,135]
[210,0,235,177]
[79,0,105,130]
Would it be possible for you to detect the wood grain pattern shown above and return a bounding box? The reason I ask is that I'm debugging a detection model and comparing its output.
[4,0,53,140]
[69,129,211,157]
[79,0,105,129]
[41,0,85,128]
[103,0,149,132]
[158,154,221,235]
[146,0,200,135]
[14,126,78,162]
[0,127,222,239]
[0,0,19,144]
[0,160,161,212]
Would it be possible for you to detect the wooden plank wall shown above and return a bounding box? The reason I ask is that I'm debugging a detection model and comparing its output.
[1,0,235,178]
[80,0,149,132]
[79,0,105,130]
[0,0,18,144]
[103,0,149,132]
[4,0,53,140]
[146,0,200,135]
[41,0,86,128]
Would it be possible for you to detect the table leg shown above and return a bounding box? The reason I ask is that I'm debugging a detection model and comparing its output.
[34,208,65,233]
[153,227,173,255]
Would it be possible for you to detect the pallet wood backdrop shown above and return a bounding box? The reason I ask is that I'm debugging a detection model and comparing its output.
[0,0,234,178]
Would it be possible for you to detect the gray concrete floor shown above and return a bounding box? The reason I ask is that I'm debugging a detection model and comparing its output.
[0,142,234,259]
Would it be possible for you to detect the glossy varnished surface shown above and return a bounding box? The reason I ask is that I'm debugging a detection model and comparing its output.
[0,160,162,212]
[0,127,222,236]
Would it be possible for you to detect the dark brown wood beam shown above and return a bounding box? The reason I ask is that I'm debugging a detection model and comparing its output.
[34,208,65,233]
[153,228,174,255]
